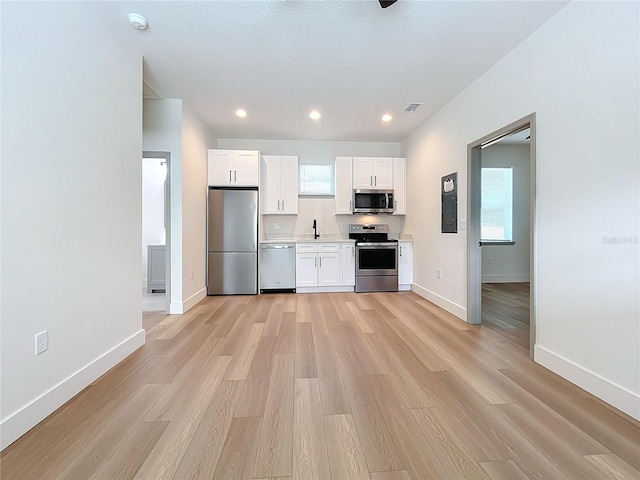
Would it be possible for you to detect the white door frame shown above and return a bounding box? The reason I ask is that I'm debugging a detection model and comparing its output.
[466,113,537,357]
[143,151,171,314]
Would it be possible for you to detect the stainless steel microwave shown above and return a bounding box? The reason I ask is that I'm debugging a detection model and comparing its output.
[353,189,395,214]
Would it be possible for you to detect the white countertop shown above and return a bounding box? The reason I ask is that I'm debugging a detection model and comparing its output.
[260,237,355,244]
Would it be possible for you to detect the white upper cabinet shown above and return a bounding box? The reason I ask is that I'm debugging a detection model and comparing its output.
[262,155,298,214]
[352,157,393,189]
[393,158,406,215]
[207,149,259,186]
[334,157,353,214]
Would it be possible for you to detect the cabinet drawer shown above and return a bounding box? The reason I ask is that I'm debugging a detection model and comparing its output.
[317,243,340,253]
[296,243,318,253]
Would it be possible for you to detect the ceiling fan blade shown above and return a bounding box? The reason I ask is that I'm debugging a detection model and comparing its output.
[379,0,398,8]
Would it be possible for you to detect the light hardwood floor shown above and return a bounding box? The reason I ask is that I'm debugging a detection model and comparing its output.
[2,292,639,479]
[482,283,530,350]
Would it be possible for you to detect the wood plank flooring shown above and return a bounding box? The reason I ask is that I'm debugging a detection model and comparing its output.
[2,292,639,479]
[482,282,530,350]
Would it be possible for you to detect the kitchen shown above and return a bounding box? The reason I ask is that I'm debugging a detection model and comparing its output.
[205,147,414,297]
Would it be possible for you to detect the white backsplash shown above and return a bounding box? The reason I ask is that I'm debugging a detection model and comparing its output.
[262,196,405,240]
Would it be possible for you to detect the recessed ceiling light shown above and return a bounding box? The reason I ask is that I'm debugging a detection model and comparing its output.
[128,13,148,30]
[382,114,393,122]
[309,110,322,120]
[235,109,247,118]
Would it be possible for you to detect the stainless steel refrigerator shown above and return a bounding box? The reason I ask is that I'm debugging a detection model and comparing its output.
[207,188,258,295]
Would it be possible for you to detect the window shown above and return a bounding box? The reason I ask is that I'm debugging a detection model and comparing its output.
[299,163,334,196]
[481,167,513,241]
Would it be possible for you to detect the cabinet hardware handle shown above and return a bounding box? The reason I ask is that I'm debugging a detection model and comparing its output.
[277,199,280,211]
[374,175,377,186]
[352,246,354,257]
[229,170,232,182]
[395,200,397,210]
[400,246,402,256]
[234,170,237,182]
[370,175,373,186]
[315,257,317,268]
[320,257,322,268]
[282,199,284,211]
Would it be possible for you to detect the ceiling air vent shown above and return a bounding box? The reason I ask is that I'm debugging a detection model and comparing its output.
[404,103,423,113]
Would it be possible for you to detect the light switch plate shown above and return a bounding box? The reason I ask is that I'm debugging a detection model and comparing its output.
[459,219,467,230]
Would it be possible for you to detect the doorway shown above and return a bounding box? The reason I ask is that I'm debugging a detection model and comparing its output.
[467,114,536,357]
[142,151,171,313]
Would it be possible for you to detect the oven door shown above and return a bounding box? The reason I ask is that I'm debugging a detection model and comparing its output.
[355,243,398,276]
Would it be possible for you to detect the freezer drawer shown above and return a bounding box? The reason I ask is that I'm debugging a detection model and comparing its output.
[207,252,257,295]
[260,244,296,292]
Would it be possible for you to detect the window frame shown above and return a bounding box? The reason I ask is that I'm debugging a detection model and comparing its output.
[480,166,514,243]
[298,162,335,197]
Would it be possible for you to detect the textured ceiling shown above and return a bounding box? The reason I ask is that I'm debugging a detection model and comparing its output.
[98,1,568,142]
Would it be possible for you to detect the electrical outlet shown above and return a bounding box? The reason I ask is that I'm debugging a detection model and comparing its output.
[436,269,442,279]
[35,330,48,355]
[273,223,280,230]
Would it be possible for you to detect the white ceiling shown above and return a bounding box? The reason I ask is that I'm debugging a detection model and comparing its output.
[99,1,568,142]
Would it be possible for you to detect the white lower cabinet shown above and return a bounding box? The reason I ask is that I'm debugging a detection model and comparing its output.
[398,241,413,290]
[296,242,354,292]
[341,243,355,286]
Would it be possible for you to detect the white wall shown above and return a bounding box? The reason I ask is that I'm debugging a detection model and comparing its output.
[481,143,530,282]
[143,100,216,313]
[402,2,639,418]
[1,2,144,449]
[217,139,404,238]
[142,159,167,285]
[181,105,217,309]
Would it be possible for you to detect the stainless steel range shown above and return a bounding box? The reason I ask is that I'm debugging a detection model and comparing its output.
[349,224,398,293]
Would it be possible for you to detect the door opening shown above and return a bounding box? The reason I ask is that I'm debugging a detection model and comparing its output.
[467,114,536,357]
[142,151,171,314]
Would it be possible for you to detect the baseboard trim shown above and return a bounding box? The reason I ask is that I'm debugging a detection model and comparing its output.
[0,329,145,451]
[168,288,207,315]
[482,274,530,283]
[169,301,183,314]
[411,283,466,321]
[183,288,207,313]
[535,344,640,421]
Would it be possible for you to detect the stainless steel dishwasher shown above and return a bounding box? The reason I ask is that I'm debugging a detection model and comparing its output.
[259,243,296,293]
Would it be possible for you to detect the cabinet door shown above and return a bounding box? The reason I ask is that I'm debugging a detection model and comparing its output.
[398,241,413,286]
[263,156,282,214]
[352,157,373,189]
[318,253,341,286]
[393,158,406,215]
[281,156,299,214]
[296,254,318,287]
[334,157,353,214]
[208,150,233,185]
[340,243,355,286]
[233,150,260,186]
[372,158,394,189]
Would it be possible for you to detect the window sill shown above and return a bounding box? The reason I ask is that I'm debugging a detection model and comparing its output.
[480,241,516,246]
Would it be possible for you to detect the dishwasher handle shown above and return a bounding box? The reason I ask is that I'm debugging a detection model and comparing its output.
[260,244,295,249]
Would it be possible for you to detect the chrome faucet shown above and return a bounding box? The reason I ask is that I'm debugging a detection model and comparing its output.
[313,219,320,239]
